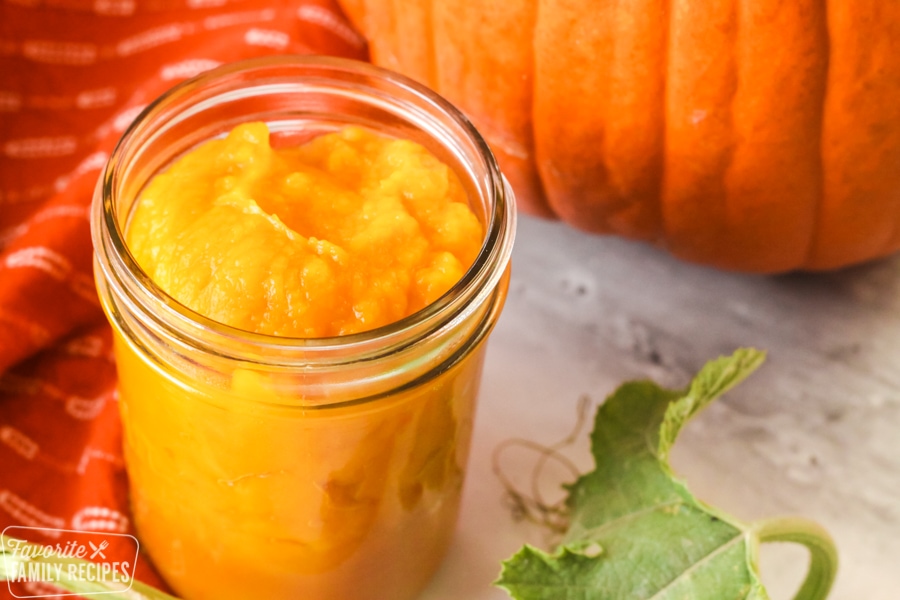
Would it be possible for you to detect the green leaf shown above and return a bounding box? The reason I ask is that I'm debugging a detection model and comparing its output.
[657,348,766,464]
[497,348,836,600]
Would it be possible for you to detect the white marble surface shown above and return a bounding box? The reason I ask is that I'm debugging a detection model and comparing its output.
[420,214,900,600]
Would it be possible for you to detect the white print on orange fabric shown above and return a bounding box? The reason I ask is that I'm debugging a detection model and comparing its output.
[0,206,90,247]
[0,88,114,113]
[65,394,108,421]
[54,151,109,193]
[296,5,366,49]
[160,58,221,81]
[93,0,136,16]
[0,375,109,421]
[244,28,289,50]
[0,186,55,205]
[113,105,146,133]
[32,206,90,223]
[62,335,108,360]
[0,92,23,112]
[94,105,147,141]
[70,507,129,533]
[0,225,28,248]
[4,136,78,159]
[1,247,100,306]
[75,448,127,478]
[0,310,51,346]
[188,0,228,9]
[0,491,66,535]
[4,247,72,281]
[22,40,98,65]
[75,449,124,477]
[0,426,39,461]
[203,9,275,30]
[116,23,194,57]
[76,87,117,110]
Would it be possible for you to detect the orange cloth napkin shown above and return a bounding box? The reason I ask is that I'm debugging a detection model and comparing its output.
[0,1,366,596]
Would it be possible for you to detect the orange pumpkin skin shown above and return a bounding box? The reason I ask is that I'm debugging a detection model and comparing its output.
[339,0,900,273]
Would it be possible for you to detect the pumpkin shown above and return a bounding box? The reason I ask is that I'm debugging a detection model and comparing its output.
[337,1,900,272]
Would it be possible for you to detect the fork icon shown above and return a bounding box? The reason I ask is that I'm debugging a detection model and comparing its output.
[89,540,109,560]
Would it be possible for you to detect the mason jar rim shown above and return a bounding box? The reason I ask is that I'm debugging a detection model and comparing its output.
[91,54,516,367]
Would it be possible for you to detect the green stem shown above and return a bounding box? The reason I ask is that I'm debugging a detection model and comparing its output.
[1,535,180,599]
[752,517,838,600]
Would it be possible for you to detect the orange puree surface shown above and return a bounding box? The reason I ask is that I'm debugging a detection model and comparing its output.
[126,122,482,336]
[113,122,493,600]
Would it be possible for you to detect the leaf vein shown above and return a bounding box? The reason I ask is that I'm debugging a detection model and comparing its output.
[572,498,684,541]
[645,533,746,600]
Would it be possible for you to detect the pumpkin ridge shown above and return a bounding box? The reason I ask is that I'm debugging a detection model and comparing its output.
[435,0,551,218]
[606,0,669,241]
[653,0,672,246]
[811,1,900,269]
[534,0,670,240]
[803,0,831,269]
[660,0,739,268]
[724,0,828,271]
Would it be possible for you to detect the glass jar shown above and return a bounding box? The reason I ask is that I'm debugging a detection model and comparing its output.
[91,56,515,600]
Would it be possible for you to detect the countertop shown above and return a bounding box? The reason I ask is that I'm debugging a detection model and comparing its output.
[421,214,900,600]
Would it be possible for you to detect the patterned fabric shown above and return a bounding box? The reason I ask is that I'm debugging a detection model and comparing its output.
[0,1,366,595]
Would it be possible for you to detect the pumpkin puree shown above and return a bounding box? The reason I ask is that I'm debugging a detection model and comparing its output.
[115,122,487,600]
[127,121,482,336]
